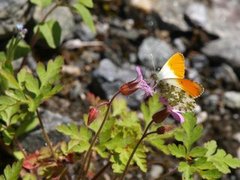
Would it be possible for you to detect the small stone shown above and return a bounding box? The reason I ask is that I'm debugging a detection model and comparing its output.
[224,91,240,109]
[74,23,96,41]
[185,2,207,27]
[202,37,240,69]
[34,6,75,41]
[20,109,73,152]
[197,111,208,124]
[150,165,164,179]
[138,37,174,69]
[233,133,240,143]
[190,54,209,71]
[0,0,30,39]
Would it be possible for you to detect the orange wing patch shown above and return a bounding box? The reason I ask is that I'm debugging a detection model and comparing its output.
[158,52,185,80]
[166,53,185,79]
[177,79,204,98]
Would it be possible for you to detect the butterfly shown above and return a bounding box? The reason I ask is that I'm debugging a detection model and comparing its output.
[154,52,204,111]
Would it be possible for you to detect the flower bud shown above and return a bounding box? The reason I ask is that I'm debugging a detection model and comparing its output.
[156,125,174,134]
[152,108,169,123]
[87,107,99,125]
[119,81,138,95]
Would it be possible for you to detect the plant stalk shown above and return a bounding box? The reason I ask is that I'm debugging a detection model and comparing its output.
[119,119,155,180]
[79,91,120,179]
[36,109,56,160]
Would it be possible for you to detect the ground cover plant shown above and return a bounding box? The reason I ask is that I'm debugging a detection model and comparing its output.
[0,0,240,179]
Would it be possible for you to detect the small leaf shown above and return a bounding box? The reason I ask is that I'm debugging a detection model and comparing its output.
[30,0,52,7]
[204,141,240,174]
[189,147,207,157]
[204,140,217,157]
[73,3,95,32]
[0,161,22,180]
[178,162,193,180]
[0,69,20,89]
[199,169,222,179]
[79,0,93,8]
[13,40,30,59]
[37,20,61,48]
[168,144,186,158]
[24,73,40,95]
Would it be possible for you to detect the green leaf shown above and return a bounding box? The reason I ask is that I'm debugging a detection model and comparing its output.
[30,0,52,7]
[22,173,37,180]
[0,96,16,106]
[141,93,163,125]
[24,73,40,95]
[179,113,203,152]
[0,161,22,180]
[0,69,20,89]
[193,157,216,170]
[13,40,30,60]
[204,140,240,174]
[168,144,187,158]
[79,0,93,8]
[73,3,95,32]
[57,124,92,153]
[189,147,207,157]
[133,145,147,172]
[37,56,63,89]
[15,113,38,137]
[145,134,171,154]
[178,162,193,180]
[37,20,61,48]
[199,169,222,179]
[204,140,217,157]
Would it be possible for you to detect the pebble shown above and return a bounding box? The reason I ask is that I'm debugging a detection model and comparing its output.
[224,91,240,109]
[138,37,174,69]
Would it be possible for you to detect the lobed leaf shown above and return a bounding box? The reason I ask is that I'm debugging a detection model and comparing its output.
[30,0,52,7]
[0,161,22,180]
[73,3,95,32]
[37,20,61,48]
[168,144,186,158]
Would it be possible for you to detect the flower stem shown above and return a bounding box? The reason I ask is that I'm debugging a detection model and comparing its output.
[79,91,120,179]
[18,3,59,72]
[119,119,155,180]
[36,109,56,160]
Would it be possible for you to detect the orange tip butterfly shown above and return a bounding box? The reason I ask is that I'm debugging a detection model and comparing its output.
[154,53,204,111]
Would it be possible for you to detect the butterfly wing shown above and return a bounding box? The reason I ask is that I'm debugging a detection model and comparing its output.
[163,78,204,98]
[157,53,185,81]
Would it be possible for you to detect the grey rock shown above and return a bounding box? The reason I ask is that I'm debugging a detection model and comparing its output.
[203,0,240,39]
[202,37,240,68]
[93,59,136,83]
[203,94,220,112]
[190,54,209,71]
[213,63,239,88]
[173,38,186,52]
[0,0,30,39]
[20,109,73,152]
[152,0,194,31]
[201,1,240,69]
[233,132,240,143]
[224,91,240,109]
[150,165,164,179]
[34,6,75,41]
[90,59,148,108]
[74,23,96,41]
[185,2,207,27]
[138,37,174,69]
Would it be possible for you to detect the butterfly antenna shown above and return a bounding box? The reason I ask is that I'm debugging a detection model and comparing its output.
[149,54,156,71]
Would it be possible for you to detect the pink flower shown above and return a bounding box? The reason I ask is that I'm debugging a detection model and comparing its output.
[119,66,153,96]
[160,97,184,123]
